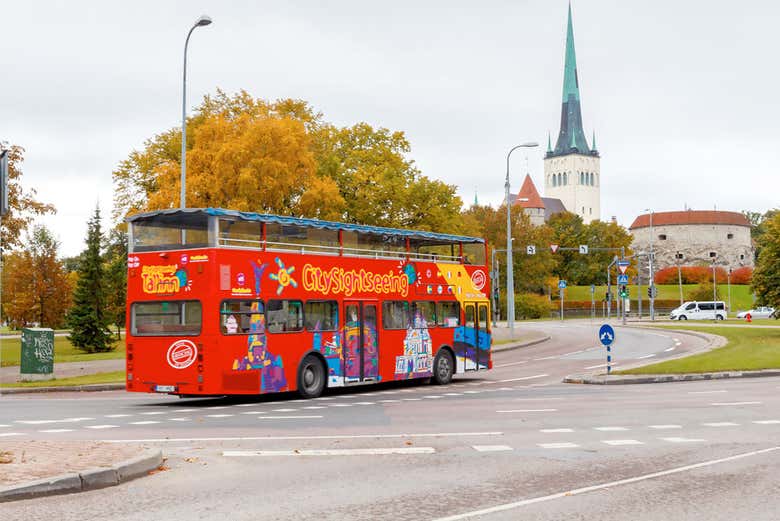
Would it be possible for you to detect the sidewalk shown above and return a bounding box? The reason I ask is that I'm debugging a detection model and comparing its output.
[0,441,163,502]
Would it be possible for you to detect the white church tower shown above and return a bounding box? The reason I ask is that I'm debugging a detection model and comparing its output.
[543,4,601,223]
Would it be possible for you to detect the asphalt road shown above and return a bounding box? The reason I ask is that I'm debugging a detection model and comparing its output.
[2,321,778,520]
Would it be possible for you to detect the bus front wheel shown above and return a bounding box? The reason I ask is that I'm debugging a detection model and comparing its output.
[431,349,454,385]
[297,355,326,399]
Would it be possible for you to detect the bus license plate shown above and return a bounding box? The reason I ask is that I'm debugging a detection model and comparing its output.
[155,385,176,393]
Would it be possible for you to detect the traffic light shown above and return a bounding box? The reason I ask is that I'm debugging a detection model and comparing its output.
[618,285,628,299]
[647,285,658,299]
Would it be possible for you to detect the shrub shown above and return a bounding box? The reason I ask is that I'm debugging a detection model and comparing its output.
[515,293,554,319]
[730,266,753,285]
[654,266,728,284]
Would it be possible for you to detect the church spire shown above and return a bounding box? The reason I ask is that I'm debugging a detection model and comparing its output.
[549,3,594,158]
[547,132,552,153]
[591,129,597,152]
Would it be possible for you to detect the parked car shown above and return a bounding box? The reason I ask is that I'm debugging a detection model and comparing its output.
[736,307,776,319]
[669,301,727,321]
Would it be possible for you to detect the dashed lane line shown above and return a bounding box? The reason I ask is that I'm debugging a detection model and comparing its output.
[103,431,504,443]
[223,447,436,457]
[497,409,557,413]
[753,420,780,425]
[594,426,628,432]
[431,446,780,521]
[241,411,267,415]
[702,422,739,427]
[688,390,727,394]
[538,442,579,449]
[257,415,323,420]
[139,411,167,416]
[602,439,643,446]
[661,437,707,443]
[637,354,655,359]
[129,421,161,425]
[15,417,94,425]
[206,414,234,418]
[664,347,676,352]
[711,401,762,406]
[473,445,513,452]
[649,425,682,430]
[0,433,24,437]
[105,414,132,418]
[540,428,574,433]
[85,425,119,429]
[498,374,548,383]
[168,418,191,422]
[38,429,74,433]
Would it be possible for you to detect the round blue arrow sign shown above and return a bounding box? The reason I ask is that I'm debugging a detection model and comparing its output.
[598,324,615,346]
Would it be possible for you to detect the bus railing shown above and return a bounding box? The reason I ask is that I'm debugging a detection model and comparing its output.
[217,236,464,264]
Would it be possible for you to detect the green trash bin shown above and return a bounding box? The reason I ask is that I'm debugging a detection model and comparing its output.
[20,328,54,381]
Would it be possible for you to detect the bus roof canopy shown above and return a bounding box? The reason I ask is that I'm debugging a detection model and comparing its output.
[126,208,484,245]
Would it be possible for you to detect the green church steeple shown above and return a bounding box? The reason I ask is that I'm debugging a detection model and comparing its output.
[548,3,596,158]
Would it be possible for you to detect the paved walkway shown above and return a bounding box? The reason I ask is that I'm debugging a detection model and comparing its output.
[0,441,144,487]
[0,359,124,385]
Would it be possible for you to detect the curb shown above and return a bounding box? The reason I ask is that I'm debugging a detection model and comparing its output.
[563,369,780,385]
[0,449,163,503]
[0,383,125,395]
[493,335,551,353]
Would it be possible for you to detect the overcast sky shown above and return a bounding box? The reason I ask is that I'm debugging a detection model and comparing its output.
[2,0,778,257]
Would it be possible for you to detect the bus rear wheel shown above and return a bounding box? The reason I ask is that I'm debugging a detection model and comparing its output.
[431,349,454,385]
[297,354,326,399]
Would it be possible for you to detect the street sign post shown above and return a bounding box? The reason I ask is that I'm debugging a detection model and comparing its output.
[598,324,615,374]
[526,245,536,255]
[550,244,559,254]
[558,280,566,321]
[617,260,630,274]
[579,244,589,255]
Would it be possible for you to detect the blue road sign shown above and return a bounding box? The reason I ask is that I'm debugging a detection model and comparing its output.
[617,274,629,285]
[598,324,615,346]
[617,260,630,268]
[558,280,567,289]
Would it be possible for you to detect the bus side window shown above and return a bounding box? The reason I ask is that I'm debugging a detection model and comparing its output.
[267,300,304,333]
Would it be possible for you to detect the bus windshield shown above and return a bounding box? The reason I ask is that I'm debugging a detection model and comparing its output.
[130,212,211,252]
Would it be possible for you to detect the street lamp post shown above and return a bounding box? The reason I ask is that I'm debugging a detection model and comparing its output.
[181,15,213,209]
[505,142,538,339]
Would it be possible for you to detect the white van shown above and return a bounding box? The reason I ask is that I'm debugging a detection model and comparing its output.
[669,301,726,321]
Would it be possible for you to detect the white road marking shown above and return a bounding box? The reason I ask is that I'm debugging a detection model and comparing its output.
[139,411,166,416]
[105,414,131,418]
[0,433,24,437]
[302,406,326,410]
[0,424,10,428]
[402,398,422,401]
[533,356,559,361]
[702,422,739,427]
[494,361,528,368]
[271,409,298,413]
[585,363,608,369]
[241,411,267,415]
[661,437,706,443]
[753,420,780,425]
[462,391,481,394]
[515,397,563,402]
[104,431,504,443]
[637,354,655,359]
[258,415,323,420]
[444,393,463,396]
[538,442,579,449]
[168,418,191,422]
[173,409,197,413]
[129,421,161,425]
[15,417,94,425]
[424,395,444,399]
[602,439,643,446]
[206,414,234,418]
[379,399,401,403]
[39,429,73,433]
[540,428,574,433]
[329,403,353,407]
[594,426,628,431]
[711,401,762,406]
[354,402,376,405]
[223,447,435,457]
[234,403,261,407]
[473,445,513,452]
[205,406,230,410]
[86,425,118,429]
[497,409,557,413]
[498,374,548,383]
[649,425,682,430]
[431,446,780,521]
[664,347,675,352]
[688,390,727,394]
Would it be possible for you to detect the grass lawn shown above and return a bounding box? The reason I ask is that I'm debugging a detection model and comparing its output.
[618,326,780,374]
[0,335,125,367]
[0,371,125,388]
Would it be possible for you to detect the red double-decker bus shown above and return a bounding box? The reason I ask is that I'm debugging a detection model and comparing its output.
[125,208,491,398]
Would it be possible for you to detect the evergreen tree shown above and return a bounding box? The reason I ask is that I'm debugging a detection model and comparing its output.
[104,228,128,338]
[67,205,113,352]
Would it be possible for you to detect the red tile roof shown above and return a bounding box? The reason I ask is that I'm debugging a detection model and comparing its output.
[630,210,750,229]
[513,174,545,209]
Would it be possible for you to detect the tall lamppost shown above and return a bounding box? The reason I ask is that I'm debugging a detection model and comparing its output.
[181,15,213,209]
[505,142,538,339]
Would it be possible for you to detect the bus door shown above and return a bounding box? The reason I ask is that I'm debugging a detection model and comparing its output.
[343,301,379,382]
[464,302,490,371]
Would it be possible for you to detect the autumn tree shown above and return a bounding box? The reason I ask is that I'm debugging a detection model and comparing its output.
[752,210,780,314]
[0,226,72,328]
[67,206,113,352]
[112,90,463,234]
[0,144,55,249]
